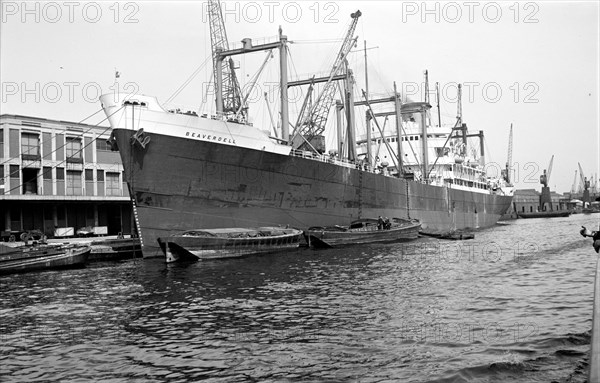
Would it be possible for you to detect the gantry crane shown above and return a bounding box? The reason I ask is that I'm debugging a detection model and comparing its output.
[293,10,362,150]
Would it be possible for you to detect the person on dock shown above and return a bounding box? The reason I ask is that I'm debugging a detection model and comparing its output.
[580,225,600,253]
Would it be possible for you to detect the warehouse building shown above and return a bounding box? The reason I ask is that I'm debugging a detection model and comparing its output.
[0,114,134,240]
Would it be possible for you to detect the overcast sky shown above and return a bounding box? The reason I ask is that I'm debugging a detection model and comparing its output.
[1,1,598,193]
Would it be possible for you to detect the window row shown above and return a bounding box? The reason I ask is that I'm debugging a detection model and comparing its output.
[2,165,124,196]
[0,130,113,161]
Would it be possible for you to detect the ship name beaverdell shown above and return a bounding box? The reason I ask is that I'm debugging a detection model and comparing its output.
[101,2,514,257]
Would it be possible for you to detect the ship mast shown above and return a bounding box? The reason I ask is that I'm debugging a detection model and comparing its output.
[505,124,513,184]
[454,84,467,156]
[208,0,290,140]
[424,70,430,104]
[435,82,441,127]
[364,40,372,166]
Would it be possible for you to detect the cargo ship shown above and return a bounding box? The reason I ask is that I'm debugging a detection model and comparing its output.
[100,4,513,257]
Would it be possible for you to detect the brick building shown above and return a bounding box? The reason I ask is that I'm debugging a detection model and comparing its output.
[0,114,134,240]
[505,188,571,216]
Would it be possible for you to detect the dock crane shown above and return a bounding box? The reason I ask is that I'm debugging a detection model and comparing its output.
[578,162,591,206]
[571,170,578,195]
[539,155,554,211]
[540,155,553,188]
[293,10,362,152]
[207,0,245,121]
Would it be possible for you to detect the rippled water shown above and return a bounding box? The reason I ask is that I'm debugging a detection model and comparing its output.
[2,214,599,382]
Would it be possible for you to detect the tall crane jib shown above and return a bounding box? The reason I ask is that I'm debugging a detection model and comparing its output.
[294,10,362,151]
[540,155,553,187]
[207,0,245,121]
[578,162,590,191]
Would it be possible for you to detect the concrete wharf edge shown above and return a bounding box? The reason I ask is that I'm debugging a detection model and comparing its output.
[591,256,600,383]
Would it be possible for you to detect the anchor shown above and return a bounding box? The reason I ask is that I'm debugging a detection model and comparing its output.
[130,128,151,149]
[106,132,119,151]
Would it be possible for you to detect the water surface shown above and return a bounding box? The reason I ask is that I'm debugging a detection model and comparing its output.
[1,214,599,382]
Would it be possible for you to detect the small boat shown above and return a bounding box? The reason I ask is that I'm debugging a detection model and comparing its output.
[158,227,304,263]
[88,237,142,261]
[517,211,571,218]
[420,231,475,240]
[583,204,600,214]
[0,243,91,275]
[304,218,421,248]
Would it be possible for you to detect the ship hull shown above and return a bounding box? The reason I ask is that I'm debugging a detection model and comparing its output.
[112,129,512,257]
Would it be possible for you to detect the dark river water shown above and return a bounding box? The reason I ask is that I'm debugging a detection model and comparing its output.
[2,214,599,382]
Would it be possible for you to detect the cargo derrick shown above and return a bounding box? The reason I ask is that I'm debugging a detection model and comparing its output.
[292,10,362,153]
[207,0,245,122]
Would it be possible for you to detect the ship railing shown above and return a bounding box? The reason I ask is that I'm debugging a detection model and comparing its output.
[289,149,364,170]
[162,104,254,125]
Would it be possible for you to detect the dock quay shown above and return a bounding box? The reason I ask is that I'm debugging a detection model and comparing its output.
[590,257,600,382]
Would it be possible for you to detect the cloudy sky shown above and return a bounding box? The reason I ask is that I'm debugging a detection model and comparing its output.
[1,1,598,193]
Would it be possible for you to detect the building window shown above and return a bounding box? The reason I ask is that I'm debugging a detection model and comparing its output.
[66,137,83,163]
[22,168,38,194]
[0,129,4,157]
[43,167,52,180]
[56,167,64,180]
[85,169,94,181]
[9,164,19,179]
[66,170,82,195]
[96,139,112,151]
[21,133,40,160]
[97,169,104,182]
[106,172,120,196]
